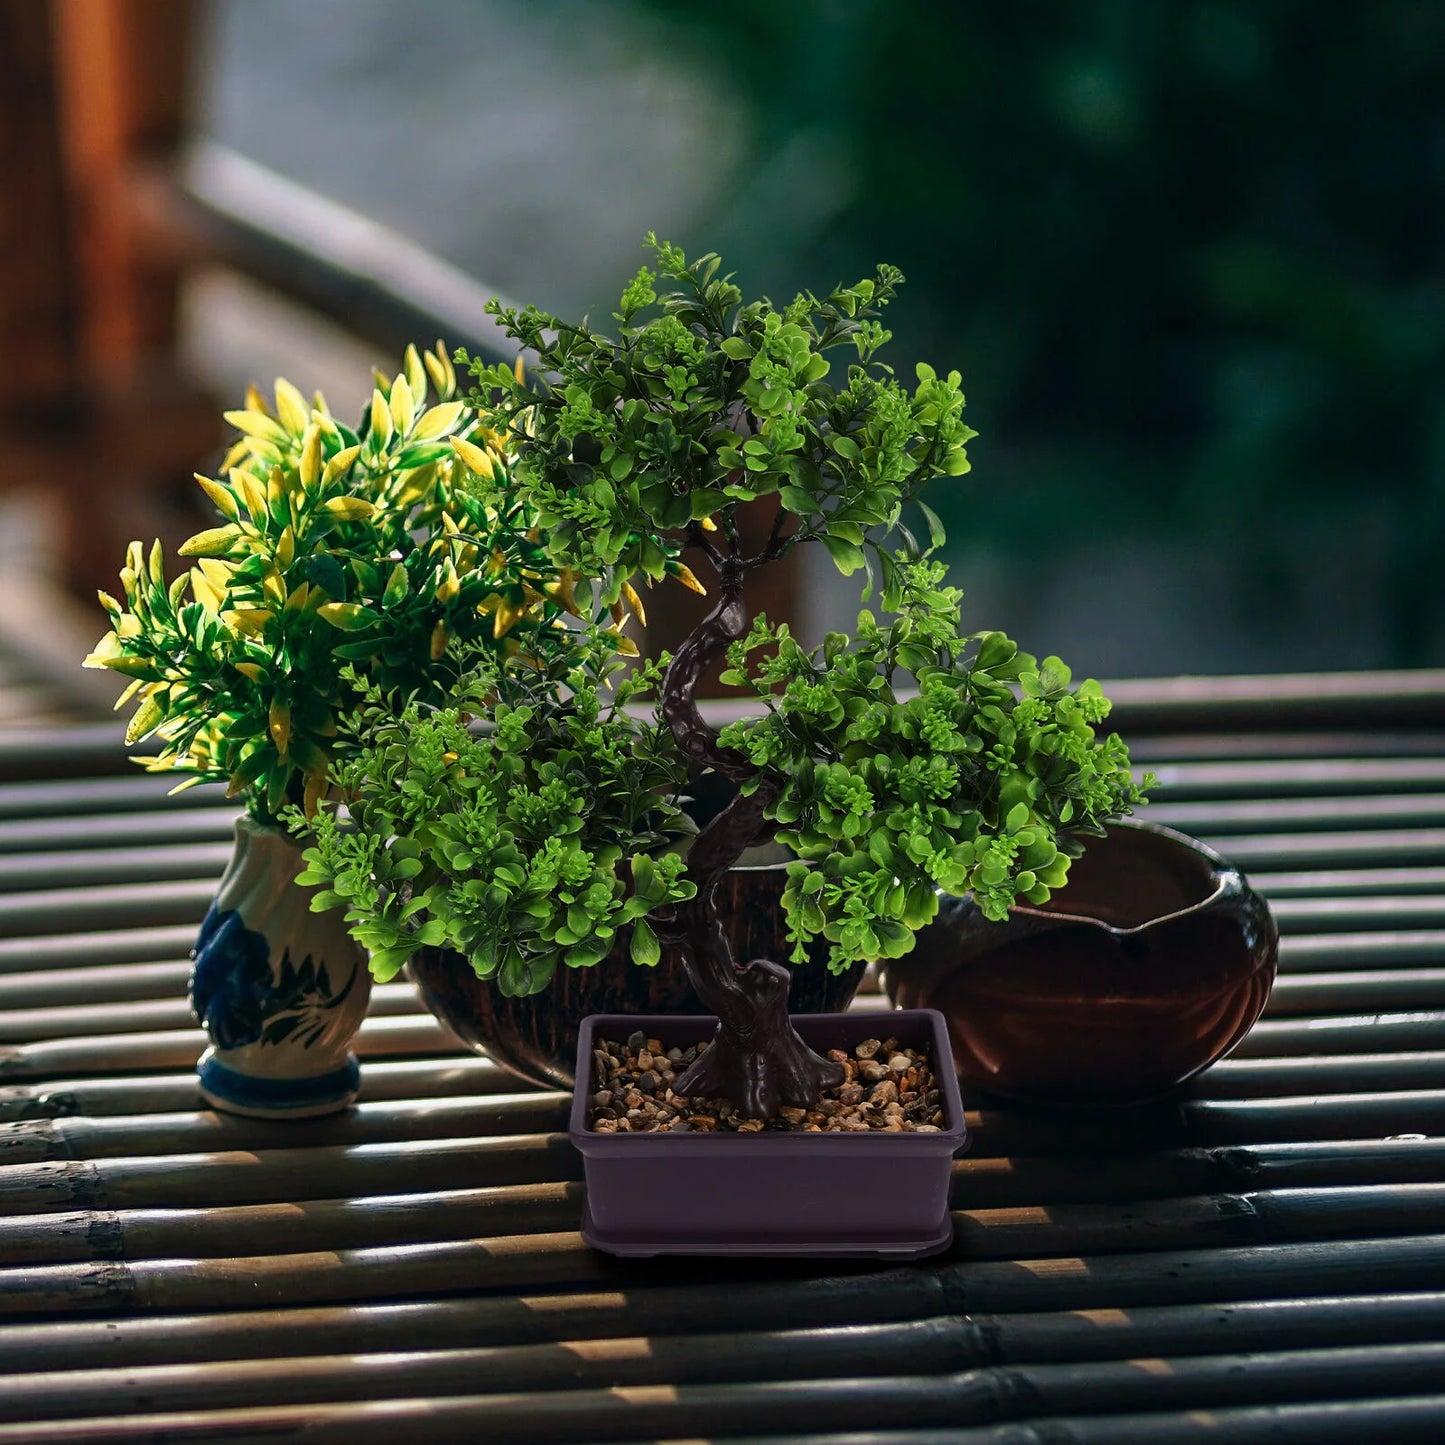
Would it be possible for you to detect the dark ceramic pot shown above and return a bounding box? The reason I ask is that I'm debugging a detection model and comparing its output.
[881,819,1278,1106]
[571,1009,967,1258]
[409,863,868,1090]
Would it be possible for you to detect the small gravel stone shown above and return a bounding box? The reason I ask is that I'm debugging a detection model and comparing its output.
[859,1060,890,1083]
[854,1038,882,1060]
[636,1051,654,1072]
[870,1079,899,1105]
[667,1047,684,1063]
[888,1054,911,1073]
[592,1090,613,1108]
[826,1049,850,1064]
[627,1029,647,1055]
[670,1119,692,1132]
[837,1083,864,1107]
[637,1072,658,1094]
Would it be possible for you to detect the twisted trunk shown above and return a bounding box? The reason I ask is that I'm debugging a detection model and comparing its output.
[656,560,844,1118]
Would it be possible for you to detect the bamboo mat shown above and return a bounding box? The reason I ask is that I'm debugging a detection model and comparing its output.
[1,679,1445,1442]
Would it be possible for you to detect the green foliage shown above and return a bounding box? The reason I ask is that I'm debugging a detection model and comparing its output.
[718,555,1152,966]
[461,234,976,605]
[86,345,587,824]
[291,644,696,992]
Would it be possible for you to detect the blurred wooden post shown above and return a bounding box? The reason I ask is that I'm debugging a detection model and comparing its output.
[0,0,214,612]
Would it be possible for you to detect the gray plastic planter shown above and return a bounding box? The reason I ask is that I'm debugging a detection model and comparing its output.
[571,1009,967,1258]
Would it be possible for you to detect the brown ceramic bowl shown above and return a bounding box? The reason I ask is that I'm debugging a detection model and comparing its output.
[410,862,867,1090]
[880,819,1278,1105]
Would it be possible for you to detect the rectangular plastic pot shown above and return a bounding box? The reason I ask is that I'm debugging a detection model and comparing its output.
[570,1008,967,1258]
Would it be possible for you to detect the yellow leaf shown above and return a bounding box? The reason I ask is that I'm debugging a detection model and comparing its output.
[269,699,292,754]
[612,630,640,658]
[233,662,266,683]
[436,560,460,603]
[82,631,122,669]
[275,526,296,570]
[233,469,268,522]
[672,563,708,595]
[699,514,718,532]
[222,608,274,636]
[284,581,310,613]
[223,408,288,444]
[244,384,271,416]
[194,473,240,521]
[198,558,233,593]
[369,389,393,448]
[429,619,451,659]
[273,378,310,434]
[322,445,361,485]
[126,691,166,746]
[322,496,376,522]
[390,374,415,434]
[425,341,455,399]
[303,768,328,819]
[262,570,287,608]
[411,400,465,441]
[514,354,526,384]
[449,436,495,479]
[190,566,224,613]
[96,590,122,615]
[299,426,322,489]
[403,344,426,403]
[621,580,648,627]
[178,525,242,558]
[491,599,526,638]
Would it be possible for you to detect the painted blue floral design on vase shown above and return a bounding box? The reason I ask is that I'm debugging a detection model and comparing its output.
[190,815,371,1118]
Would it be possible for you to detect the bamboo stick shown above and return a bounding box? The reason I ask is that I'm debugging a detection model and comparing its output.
[1146,757,1445,800]
[8,1230,1445,1321]
[0,842,230,893]
[0,1133,581,1215]
[1232,1011,1445,1056]
[1,1283,1442,1388]
[0,1056,503,1122]
[0,1091,564,1168]
[1205,828,1445,869]
[1194,1051,1445,1098]
[0,807,238,858]
[0,1012,462,1084]
[1254,866,1445,897]
[0,960,193,1010]
[0,925,198,974]
[1128,732,1445,762]
[5,1179,1442,1270]
[1269,895,1445,931]
[1,1357,1444,1444]
[0,979,425,1045]
[2,1328,1442,1434]
[0,774,224,821]
[1264,970,1445,1016]
[1276,931,1445,970]
[1147,794,1445,834]
[0,879,217,939]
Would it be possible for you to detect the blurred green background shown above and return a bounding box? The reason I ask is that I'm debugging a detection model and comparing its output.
[201,0,1445,678]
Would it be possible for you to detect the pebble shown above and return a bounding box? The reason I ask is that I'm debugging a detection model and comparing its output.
[586,1033,943,1134]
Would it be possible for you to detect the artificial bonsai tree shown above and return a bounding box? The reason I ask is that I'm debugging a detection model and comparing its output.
[301,238,1150,1120]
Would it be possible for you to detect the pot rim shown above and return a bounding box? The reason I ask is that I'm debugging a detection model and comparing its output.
[569,1009,966,1151]
[1005,816,1240,937]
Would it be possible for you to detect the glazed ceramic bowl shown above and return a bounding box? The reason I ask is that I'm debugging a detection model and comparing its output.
[881,819,1278,1105]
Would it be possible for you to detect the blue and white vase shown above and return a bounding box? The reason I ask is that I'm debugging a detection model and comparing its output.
[190,815,371,1118]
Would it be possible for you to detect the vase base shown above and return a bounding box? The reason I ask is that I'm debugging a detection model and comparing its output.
[579,1199,955,1260]
[197,1051,361,1119]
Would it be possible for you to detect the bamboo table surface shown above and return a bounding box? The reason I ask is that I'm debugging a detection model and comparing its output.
[2,673,1445,1442]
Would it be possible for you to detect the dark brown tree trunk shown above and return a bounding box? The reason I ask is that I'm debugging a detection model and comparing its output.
[656,559,844,1118]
